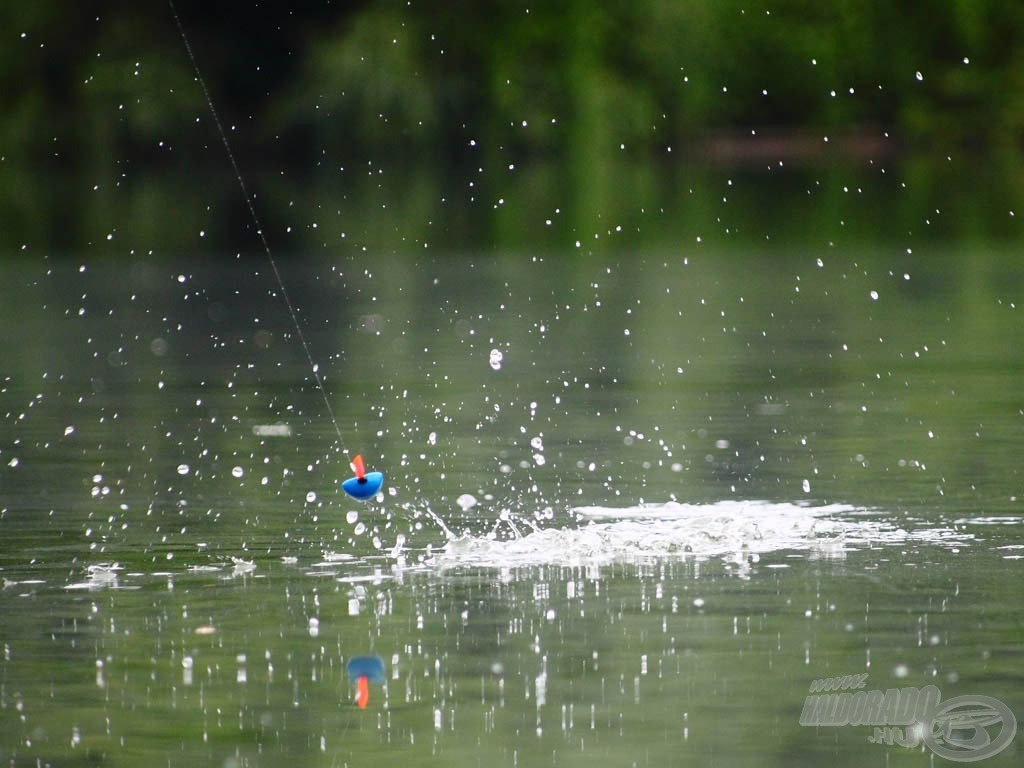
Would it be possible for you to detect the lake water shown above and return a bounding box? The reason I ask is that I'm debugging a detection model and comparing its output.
[1,235,1022,765]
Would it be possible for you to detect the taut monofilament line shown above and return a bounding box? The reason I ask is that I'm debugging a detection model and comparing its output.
[167,0,349,458]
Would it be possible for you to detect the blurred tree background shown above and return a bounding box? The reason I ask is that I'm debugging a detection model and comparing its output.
[2,0,1023,253]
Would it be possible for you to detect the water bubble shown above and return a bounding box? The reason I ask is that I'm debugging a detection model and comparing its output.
[231,466,244,478]
[456,494,477,511]
[354,522,366,536]
[305,491,317,503]
[869,290,879,301]
[802,479,811,493]
[63,425,75,437]
[176,464,190,475]
[346,511,359,524]
[488,349,504,370]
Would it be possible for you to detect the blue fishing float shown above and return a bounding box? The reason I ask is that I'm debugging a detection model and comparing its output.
[342,454,384,500]
[346,655,386,708]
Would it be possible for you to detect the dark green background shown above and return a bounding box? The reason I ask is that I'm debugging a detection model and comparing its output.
[3,1,1023,254]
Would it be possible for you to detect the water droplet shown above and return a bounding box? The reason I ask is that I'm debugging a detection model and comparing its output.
[456,493,477,511]
[231,466,244,478]
[346,511,358,524]
[488,349,504,370]
[176,464,190,475]
[802,478,811,493]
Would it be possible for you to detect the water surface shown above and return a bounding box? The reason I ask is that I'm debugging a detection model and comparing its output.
[1,251,1022,766]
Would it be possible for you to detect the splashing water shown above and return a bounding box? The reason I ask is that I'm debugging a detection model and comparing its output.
[428,500,976,570]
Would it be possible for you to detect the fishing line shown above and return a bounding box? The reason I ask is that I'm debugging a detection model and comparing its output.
[168,0,349,457]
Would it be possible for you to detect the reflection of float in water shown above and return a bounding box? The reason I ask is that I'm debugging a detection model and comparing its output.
[346,655,386,709]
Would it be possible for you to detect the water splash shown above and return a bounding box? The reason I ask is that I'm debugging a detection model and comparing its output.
[428,500,975,569]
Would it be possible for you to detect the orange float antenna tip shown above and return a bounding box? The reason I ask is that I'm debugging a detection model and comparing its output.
[350,454,366,480]
[356,675,370,708]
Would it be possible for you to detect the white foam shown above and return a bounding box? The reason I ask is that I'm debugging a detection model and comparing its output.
[428,501,974,569]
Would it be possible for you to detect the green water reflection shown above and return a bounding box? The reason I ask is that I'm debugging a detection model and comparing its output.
[5,153,1024,255]
[0,549,1020,767]
[1,190,1023,765]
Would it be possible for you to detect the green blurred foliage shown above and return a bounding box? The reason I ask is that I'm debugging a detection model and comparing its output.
[2,1,1023,253]
[4,0,1023,163]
